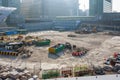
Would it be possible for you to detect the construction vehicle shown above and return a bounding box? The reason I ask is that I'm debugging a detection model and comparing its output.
[64,42,72,50]
[110,57,120,67]
[113,52,120,58]
[72,47,88,57]
[104,52,120,66]
[72,51,85,56]
[93,66,105,75]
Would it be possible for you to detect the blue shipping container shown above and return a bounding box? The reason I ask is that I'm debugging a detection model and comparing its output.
[5,31,18,35]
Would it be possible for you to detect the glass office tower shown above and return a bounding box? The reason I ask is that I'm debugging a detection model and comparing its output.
[89,0,112,16]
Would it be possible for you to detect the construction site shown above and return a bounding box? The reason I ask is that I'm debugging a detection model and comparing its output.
[0,27,120,79]
[0,0,120,80]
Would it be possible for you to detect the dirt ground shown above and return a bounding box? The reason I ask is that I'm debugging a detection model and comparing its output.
[0,31,120,70]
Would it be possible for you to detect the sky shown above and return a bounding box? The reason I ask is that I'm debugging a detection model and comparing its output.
[113,0,120,12]
[79,0,89,11]
[79,0,120,12]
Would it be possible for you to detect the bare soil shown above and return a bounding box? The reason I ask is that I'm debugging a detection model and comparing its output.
[0,31,120,70]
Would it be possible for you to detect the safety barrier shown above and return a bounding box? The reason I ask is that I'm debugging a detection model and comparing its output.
[0,51,18,56]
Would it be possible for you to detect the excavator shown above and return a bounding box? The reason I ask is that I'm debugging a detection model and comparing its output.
[110,57,120,67]
[105,53,120,67]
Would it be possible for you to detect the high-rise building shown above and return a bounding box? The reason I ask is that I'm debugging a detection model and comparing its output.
[21,0,42,19]
[1,0,21,24]
[42,0,79,18]
[103,0,112,13]
[21,0,79,19]
[89,0,112,16]
[0,0,2,6]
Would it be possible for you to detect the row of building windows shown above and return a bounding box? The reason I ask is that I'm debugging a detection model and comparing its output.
[89,0,112,16]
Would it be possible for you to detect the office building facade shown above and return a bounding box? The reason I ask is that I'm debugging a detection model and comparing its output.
[21,0,79,19]
[0,0,22,24]
[89,0,112,16]
[42,0,79,18]
[0,0,2,6]
[21,0,42,19]
[103,0,112,13]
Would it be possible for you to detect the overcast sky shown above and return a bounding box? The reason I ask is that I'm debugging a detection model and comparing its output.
[79,0,120,12]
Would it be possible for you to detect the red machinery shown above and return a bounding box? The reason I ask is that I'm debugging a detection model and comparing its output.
[105,52,120,66]
[72,47,88,57]
[110,58,120,67]
[72,51,86,56]
[113,52,120,58]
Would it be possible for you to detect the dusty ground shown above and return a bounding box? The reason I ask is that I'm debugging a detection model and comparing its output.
[0,31,120,71]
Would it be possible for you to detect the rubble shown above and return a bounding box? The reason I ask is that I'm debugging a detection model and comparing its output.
[0,65,33,80]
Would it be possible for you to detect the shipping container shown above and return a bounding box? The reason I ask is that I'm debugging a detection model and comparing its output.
[5,30,18,35]
[49,44,65,54]
[36,39,51,46]
[17,29,27,34]
[42,69,60,79]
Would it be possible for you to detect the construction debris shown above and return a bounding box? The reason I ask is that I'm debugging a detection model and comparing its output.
[0,65,34,80]
[0,35,51,57]
[0,30,120,79]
